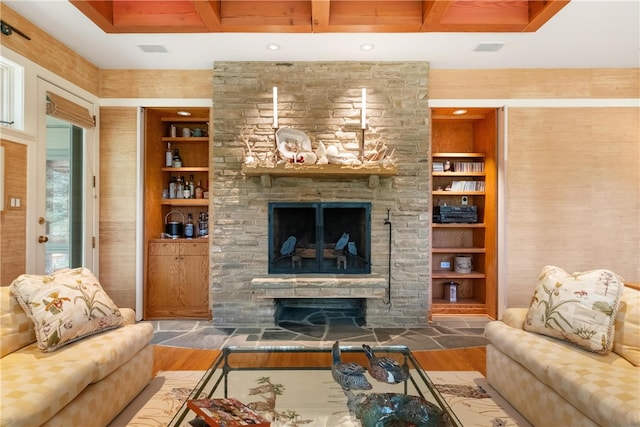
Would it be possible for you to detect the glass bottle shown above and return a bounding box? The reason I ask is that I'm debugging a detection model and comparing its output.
[168,175,177,199]
[172,148,182,167]
[184,213,194,238]
[195,180,204,199]
[176,175,184,199]
[183,175,191,198]
[189,174,195,199]
[165,142,172,167]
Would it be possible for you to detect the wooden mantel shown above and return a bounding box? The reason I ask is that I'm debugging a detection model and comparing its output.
[241,163,398,188]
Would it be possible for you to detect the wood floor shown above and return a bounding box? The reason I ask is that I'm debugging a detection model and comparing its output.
[152,345,487,376]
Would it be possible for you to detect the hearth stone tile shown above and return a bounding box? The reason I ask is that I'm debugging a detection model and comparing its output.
[324,324,372,341]
[372,328,412,342]
[405,327,442,337]
[149,331,185,344]
[234,328,263,334]
[431,324,460,335]
[278,323,326,339]
[306,312,329,325]
[458,327,487,335]
[261,330,300,341]
[336,332,376,343]
[388,337,442,351]
[433,319,468,328]
[149,320,202,331]
[160,329,231,349]
[433,335,489,349]
[277,307,317,323]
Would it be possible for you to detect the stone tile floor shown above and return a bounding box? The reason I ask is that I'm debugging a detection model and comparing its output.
[146,311,491,351]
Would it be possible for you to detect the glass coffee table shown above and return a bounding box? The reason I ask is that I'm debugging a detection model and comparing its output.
[168,345,461,427]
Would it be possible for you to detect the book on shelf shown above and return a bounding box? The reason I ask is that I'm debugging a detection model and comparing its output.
[452,161,484,173]
[187,398,271,427]
[450,180,485,191]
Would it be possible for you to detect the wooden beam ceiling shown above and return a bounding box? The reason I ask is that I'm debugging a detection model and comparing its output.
[70,0,570,34]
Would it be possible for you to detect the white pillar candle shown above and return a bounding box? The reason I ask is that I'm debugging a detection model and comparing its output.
[361,87,367,129]
[273,86,278,128]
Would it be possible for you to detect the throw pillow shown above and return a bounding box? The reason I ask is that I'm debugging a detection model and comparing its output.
[613,285,640,366]
[524,265,624,354]
[9,267,123,352]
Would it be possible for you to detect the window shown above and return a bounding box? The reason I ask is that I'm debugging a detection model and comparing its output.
[0,56,24,130]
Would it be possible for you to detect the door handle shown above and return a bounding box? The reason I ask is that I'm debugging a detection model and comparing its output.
[38,235,49,244]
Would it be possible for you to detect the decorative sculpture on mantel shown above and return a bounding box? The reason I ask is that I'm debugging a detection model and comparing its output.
[241,126,396,168]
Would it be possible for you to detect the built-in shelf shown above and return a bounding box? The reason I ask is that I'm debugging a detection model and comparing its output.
[161,137,209,143]
[431,299,487,315]
[430,108,497,319]
[433,223,486,228]
[161,167,209,172]
[432,247,486,253]
[432,172,485,177]
[432,270,486,279]
[433,191,485,196]
[161,117,209,123]
[161,199,209,206]
[433,152,485,158]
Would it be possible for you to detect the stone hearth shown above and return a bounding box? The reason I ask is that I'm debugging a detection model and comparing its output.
[210,61,430,327]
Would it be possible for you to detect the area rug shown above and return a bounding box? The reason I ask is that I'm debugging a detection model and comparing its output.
[110,370,531,427]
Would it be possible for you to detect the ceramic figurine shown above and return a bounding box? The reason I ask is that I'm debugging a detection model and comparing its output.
[356,393,450,427]
[362,344,410,384]
[331,341,372,391]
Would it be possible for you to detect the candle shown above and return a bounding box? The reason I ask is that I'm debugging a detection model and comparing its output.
[361,87,367,129]
[273,86,278,128]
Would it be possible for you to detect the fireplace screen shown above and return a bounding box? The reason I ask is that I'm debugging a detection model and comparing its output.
[269,202,371,274]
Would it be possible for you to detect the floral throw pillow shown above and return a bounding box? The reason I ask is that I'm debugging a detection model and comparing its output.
[9,267,123,352]
[524,265,625,354]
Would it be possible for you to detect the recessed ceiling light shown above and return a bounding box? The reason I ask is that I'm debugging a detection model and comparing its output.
[360,43,375,51]
[267,43,280,51]
[453,109,467,115]
[474,43,505,52]
[177,111,191,116]
[137,44,168,53]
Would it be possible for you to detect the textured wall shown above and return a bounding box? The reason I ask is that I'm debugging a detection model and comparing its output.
[211,61,430,326]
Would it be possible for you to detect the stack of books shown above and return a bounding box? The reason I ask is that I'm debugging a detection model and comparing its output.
[450,181,485,191]
[187,398,271,426]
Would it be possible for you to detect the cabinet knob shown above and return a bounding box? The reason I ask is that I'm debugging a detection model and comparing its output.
[38,235,49,243]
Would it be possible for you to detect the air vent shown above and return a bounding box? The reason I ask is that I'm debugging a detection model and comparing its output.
[474,43,504,52]
[137,44,168,53]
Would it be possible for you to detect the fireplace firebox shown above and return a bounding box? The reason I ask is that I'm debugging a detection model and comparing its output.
[269,202,371,274]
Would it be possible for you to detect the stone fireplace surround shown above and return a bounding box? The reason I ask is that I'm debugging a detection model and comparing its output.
[211,61,431,327]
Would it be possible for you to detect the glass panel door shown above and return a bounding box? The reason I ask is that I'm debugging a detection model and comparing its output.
[43,115,84,273]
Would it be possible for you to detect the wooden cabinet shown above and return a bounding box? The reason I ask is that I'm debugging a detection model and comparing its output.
[143,107,211,319]
[146,241,209,318]
[430,108,497,318]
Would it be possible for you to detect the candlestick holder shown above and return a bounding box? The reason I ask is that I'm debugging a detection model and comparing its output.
[360,127,366,161]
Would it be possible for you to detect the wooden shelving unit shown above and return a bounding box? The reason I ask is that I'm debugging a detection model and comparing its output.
[430,108,497,318]
[143,107,211,320]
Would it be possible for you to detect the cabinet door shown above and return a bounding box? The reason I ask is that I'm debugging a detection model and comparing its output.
[147,252,180,311]
[180,252,209,310]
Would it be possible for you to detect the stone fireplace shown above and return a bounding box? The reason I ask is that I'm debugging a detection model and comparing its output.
[210,61,431,327]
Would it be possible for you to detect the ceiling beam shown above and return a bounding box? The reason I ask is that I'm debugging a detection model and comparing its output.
[195,0,222,32]
[524,0,570,32]
[69,0,117,33]
[311,0,331,32]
